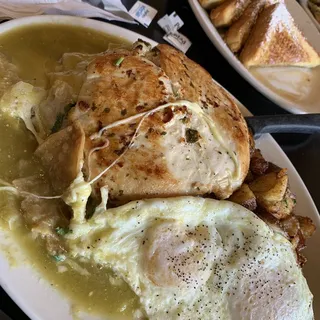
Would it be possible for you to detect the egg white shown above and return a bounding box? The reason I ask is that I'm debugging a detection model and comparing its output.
[67,197,313,320]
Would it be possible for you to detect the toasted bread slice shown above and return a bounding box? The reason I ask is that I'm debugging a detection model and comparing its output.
[210,0,252,27]
[225,0,266,52]
[240,3,320,68]
[199,0,225,9]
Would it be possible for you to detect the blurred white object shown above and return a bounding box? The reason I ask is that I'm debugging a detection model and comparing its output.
[0,0,136,23]
[128,1,157,27]
[163,31,192,53]
[158,11,191,53]
[158,11,184,33]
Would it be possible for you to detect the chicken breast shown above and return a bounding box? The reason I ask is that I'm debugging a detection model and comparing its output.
[63,42,250,205]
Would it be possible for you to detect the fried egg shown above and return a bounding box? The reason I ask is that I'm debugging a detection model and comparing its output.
[67,197,313,320]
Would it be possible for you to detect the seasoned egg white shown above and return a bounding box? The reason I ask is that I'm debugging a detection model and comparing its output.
[67,197,313,320]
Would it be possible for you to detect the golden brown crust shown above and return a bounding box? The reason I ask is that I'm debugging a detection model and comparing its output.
[199,0,225,9]
[88,112,183,206]
[250,148,269,175]
[229,183,257,211]
[69,53,174,135]
[230,147,316,266]
[150,44,250,197]
[297,216,316,239]
[67,43,250,204]
[210,0,251,27]
[225,0,266,52]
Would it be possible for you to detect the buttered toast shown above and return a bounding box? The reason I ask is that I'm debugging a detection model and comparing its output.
[240,3,320,67]
[225,0,266,52]
[210,0,251,27]
[199,0,225,9]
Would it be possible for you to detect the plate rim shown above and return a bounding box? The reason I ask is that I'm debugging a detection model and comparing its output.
[0,14,319,320]
[300,0,320,32]
[188,0,320,115]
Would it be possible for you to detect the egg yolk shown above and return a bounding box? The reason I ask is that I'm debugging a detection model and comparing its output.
[143,221,221,289]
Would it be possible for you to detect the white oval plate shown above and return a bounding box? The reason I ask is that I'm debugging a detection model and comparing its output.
[188,0,320,114]
[300,0,320,32]
[0,15,319,320]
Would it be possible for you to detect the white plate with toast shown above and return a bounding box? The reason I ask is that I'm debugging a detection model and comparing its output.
[189,0,320,114]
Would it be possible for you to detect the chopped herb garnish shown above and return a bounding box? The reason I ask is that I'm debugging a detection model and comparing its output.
[53,255,66,262]
[51,102,76,133]
[160,131,167,135]
[180,117,188,124]
[114,56,125,67]
[64,102,76,113]
[55,227,70,236]
[121,109,127,116]
[293,199,297,204]
[185,128,200,143]
[51,113,64,133]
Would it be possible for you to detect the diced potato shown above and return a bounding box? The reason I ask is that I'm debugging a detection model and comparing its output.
[280,214,299,238]
[297,216,316,239]
[257,188,296,220]
[244,170,254,183]
[250,149,268,175]
[249,169,288,203]
[266,162,281,174]
[229,183,257,211]
[291,231,306,252]
[297,251,307,267]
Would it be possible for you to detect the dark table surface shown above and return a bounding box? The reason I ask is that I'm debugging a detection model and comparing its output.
[1,0,319,319]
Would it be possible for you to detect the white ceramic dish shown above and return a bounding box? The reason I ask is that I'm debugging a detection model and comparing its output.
[0,15,319,320]
[300,0,320,31]
[188,0,320,114]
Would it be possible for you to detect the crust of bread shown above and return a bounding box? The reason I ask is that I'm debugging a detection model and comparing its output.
[210,0,252,27]
[225,0,266,52]
[199,0,225,9]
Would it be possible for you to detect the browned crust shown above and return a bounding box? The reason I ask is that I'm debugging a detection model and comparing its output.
[150,44,250,197]
[210,0,251,27]
[225,0,266,52]
[69,53,174,135]
[69,43,250,203]
[199,0,225,10]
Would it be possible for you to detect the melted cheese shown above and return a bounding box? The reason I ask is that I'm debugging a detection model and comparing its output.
[89,100,239,187]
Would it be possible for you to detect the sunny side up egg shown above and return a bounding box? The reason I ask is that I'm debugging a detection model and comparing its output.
[66,197,313,320]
